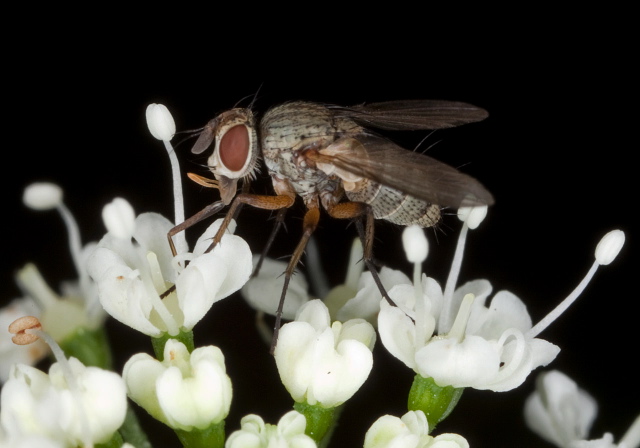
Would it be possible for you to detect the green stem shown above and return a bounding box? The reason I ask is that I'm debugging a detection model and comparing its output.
[59,326,113,369]
[96,430,124,448]
[174,421,225,448]
[119,406,153,448]
[152,330,195,360]
[293,402,340,446]
[407,374,464,432]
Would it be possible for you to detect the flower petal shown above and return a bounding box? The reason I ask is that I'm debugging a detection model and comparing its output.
[241,256,311,319]
[378,301,419,371]
[467,289,532,340]
[338,267,411,325]
[415,335,501,388]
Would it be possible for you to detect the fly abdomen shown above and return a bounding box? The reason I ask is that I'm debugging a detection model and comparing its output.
[346,180,440,227]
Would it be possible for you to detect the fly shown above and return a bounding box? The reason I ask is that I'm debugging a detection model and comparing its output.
[169,100,494,352]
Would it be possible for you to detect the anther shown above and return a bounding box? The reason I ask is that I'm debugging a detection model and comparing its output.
[8,316,42,345]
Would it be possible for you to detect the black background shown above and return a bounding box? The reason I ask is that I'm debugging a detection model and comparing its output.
[1,15,637,448]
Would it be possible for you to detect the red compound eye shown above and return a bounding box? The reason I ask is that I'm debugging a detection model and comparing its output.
[219,125,250,172]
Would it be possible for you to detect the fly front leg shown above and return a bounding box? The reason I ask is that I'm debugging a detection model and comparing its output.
[205,193,295,254]
[325,201,397,308]
[271,206,320,354]
[167,201,226,257]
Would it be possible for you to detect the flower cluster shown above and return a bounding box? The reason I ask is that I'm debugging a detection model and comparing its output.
[525,370,640,448]
[0,103,634,448]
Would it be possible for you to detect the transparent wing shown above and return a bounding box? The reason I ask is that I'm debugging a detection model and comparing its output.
[328,100,488,131]
[313,135,494,208]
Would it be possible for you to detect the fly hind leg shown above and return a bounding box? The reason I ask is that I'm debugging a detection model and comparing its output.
[325,201,396,308]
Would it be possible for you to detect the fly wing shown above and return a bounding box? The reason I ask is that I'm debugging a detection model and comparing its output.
[328,100,489,131]
[314,135,494,208]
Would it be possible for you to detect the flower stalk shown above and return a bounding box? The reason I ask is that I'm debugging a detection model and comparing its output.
[407,375,464,432]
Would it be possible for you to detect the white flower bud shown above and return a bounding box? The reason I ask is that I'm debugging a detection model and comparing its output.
[102,198,135,239]
[274,300,375,408]
[595,229,625,265]
[23,183,63,210]
[457,205,487,229]
[123,340,232,431]
[225,411,316,448]
[402,225,428,263]
[364,410,469,448]
[146,103,176,141]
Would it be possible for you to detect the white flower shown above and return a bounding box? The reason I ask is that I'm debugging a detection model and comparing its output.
[274,299,376,408]
[378,221,560,392]
[0,358,126,446]
[225,411,317,448]
[241,255,312,320]
[379,219,626,393]
[0,434,65,448]
[123,339,232,431]
[364,410,469,448]
[525,370,640,448]
[242,237,402,327]
[1,183,105,383]
[380,277,559,391]
[87,198,252,337]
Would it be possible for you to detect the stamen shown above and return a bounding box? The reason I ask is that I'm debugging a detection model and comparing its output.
[528,230,625,338]
[15,263,59,309]
[55,201,95,319]
[620,414,640,448]
[9,315,42,345]
[595,229,625,265]
[345,238,364,291]
[440,222,469,330]
[164,138,186,252]
[9,316,94,448]
[447,293,475,342]
[145,252,179,336]
[102,198,136,240]
[23,183,63,210]
[527,261,599,338]
[440,207,487,332]
[306,236,330,299]
[401,225,428,303]
[146,104,186,254]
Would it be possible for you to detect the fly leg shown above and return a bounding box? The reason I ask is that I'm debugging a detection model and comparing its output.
[325,201,397,308]
[271,205,320,354]
[167,200,226,257]
[161,193,293,300]
[204,193,294,254]
[253,207,288,277]
[160,200,228,299]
